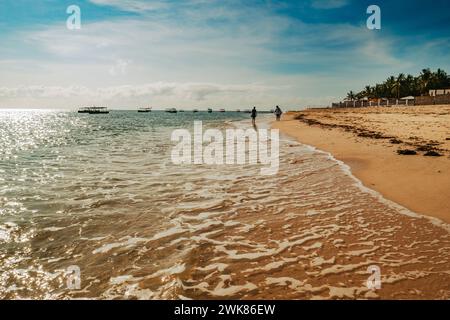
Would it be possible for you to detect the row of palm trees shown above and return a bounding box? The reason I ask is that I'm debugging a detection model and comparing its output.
[346,68,450,101]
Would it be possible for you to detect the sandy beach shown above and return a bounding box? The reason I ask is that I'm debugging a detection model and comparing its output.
[273,105,450,223]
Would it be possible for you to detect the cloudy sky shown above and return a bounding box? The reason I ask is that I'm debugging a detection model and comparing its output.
[0,0,449,109]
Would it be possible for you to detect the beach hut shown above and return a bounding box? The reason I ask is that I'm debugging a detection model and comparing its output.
[429,89,450,96]
[401,96,415,106]
[361,97,369,107]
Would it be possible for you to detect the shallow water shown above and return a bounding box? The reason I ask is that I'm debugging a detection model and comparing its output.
[0,110,449,299]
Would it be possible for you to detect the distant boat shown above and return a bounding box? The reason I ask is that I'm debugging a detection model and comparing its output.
[89,107,109,114]
[165,108,177,113]
[219,109,226,112]
[236,109,241,112]
[193,109,199,113]
[78,106,109,114]
[207,108,213,113]
[244,109,251,113]
[179,109,185,112]
[138,107,152,113]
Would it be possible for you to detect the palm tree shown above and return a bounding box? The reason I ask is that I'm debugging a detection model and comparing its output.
[356,91,365,100]
[385,76,396,98]
[433,68,448,89]
[342,68,449,102]
[374,84,383,98]
[346,91,356,101]
[404,74,415,96]
[413,76,422,96]
[394,73,405,99]
[419,68,433,95]
[364,85,373,98]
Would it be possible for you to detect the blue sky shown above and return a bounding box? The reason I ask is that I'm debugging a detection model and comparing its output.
[1,0,449,109]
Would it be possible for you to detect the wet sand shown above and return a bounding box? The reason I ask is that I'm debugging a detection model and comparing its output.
[272,105,450,223]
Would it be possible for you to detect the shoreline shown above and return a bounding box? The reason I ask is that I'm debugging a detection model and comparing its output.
[272,105,450,224]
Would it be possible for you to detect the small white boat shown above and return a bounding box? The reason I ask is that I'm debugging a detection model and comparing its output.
[138,107,152,113]
[78,106,109,114]
[219,109,226,112]
[165,108,177,113]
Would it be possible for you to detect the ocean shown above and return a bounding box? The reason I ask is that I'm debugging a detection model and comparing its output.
[0,109,449,299]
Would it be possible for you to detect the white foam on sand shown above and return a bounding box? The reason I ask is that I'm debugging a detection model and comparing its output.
[278,129,450,234]
[92,237,149,254]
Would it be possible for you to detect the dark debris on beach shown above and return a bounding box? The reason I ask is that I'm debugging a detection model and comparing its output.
[424,151,443,157]
[397,149,418,155]
[294,112,449,157]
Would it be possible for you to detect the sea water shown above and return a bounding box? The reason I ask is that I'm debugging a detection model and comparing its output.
[0,109,449,299]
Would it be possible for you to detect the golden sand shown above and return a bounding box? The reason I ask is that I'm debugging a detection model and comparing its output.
[272,105,450,223]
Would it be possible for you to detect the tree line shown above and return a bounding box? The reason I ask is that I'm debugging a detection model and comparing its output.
[346,68,450,101]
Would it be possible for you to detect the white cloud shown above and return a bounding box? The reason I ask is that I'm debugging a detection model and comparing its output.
[0,82,279,107]
[89,0,168,12]
[18,82,262,100]
[0,80,343,109]
[311,0,349,9]
[109,59,132,76]
[0,0,413,109]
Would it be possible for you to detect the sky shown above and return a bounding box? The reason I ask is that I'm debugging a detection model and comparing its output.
[0,0,449,110]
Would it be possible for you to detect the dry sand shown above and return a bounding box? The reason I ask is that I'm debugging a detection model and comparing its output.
[272,105,450,223]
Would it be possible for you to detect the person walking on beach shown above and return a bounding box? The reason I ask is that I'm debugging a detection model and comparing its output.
[274,105,283,121]
[251,106,257,126]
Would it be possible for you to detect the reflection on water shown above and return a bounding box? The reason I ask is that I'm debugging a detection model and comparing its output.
[0,109,449,299]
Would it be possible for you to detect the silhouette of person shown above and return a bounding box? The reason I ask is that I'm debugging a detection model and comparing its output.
[275,105,283,121]
[251,107,257,126]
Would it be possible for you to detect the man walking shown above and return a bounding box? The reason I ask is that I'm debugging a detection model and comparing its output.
[251,106,257,126]
[274,106,283,121]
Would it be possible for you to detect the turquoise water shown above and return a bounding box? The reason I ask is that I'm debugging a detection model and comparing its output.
[0,110,249,217]
[0,109,251,297]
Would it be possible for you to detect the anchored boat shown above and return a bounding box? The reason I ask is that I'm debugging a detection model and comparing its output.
[78,107,109,114]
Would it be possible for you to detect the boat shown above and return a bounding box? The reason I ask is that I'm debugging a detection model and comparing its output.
[193,109,199,113]
[165,108,177,113]
[207,108,213,113]
[244,109,251,113]
[138,107,152,113]
[89,107,109,114]
[78,107,109,114]
[219,109,226,112]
